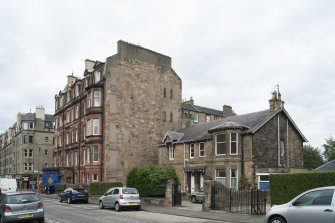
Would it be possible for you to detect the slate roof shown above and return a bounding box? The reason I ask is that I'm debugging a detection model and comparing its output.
[181,103,224,117]
[314,160,335,172]
[22,113,35,121]
[163,108,307,144]
[45,114,55,122]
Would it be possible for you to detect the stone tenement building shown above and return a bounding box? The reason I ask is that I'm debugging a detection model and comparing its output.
[0,106,54,189]
[159,91,307,192]
[181,97,234,128]
[54,40,182,184]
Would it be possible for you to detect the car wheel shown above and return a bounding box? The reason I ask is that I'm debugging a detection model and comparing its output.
[59,196,63,202]
[136,205,141,211]
[99,201,105,209]
[84,199,88,204]
[191,196,197,203]
[67,197,72,204]
[269,216,287,223]
[38,218,45,223]
[114,202,121,212]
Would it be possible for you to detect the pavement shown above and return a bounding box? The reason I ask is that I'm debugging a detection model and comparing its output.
[39,192,264,223]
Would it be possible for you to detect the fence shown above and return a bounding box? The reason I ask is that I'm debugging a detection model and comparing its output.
[210,182,269,215]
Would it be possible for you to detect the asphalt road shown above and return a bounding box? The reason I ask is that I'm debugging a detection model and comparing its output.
[42,197,221,223]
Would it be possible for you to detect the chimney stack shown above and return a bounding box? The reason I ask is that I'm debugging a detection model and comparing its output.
[67,74,77,85]
[85,59,95,72]
[36,106,45,120]
[269,90,284,111]
[184,97,194,105]
[223,105,233,117]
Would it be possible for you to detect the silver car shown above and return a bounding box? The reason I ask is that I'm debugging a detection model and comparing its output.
[191,187,204,203]
[99,187,141,211]
[264,186,335,223]
[0,191,44,223]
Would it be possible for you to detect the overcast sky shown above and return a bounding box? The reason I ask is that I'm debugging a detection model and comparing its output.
[0,0,334,151]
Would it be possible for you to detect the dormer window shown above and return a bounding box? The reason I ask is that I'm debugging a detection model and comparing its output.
[94,71,101,83]
[169,144,174,160]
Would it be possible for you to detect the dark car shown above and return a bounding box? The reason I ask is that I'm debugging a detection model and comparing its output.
[191,187,204,203]
[59,187,89,204]
[0,191,44,223]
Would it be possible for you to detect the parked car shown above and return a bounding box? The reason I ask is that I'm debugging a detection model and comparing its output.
[0,191,44,223]
[99,187,141,211]
[264,186,335,223]
[59,187,89,204]
[0,178,17,193]
[191,187,204,203]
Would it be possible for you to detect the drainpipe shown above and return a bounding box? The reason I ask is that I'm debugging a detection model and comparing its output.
[241,134,244,176]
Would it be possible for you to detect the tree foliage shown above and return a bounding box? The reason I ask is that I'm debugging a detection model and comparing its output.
[323,137,335,162]
[303,144,324,169]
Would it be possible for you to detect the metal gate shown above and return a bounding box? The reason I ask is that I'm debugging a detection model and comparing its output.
[172,182,182,206]
[211,182,269,215]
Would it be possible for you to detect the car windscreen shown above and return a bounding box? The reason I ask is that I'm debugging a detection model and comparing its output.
[6,194,39,204]
[122,188,138,194]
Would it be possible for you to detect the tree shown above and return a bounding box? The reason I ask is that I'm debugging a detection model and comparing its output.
[323,137,335,162]
[303,144,324,169]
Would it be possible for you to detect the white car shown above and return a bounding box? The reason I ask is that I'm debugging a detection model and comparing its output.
[191,188,204,203]
[99,187,141,211]
[264,186,335,223]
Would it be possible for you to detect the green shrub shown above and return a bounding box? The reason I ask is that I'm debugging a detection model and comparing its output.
[89,182,123,195]
[126,165,179,197]
[56,183,68,192]
[270,171,335,205]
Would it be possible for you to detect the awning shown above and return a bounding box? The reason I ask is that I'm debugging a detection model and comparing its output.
[184,166,207,173]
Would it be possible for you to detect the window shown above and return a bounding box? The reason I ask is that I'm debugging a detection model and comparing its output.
[24,163,28,171]
[168,144,174,160]
[93,119,99,135]
[83,126,86,139]
[280,139,285,157]
[29,122,34,129]
[75,105,79,119]
[75,151,78,166]
[94,91,101,107]
[190,144,194,158]
[230,133,238,154]
[24,149,33,157]
[170,89,173,99]
[45,137,48,142]
[199,143,205,157]
[163,88,166,98]
[92,174,98,182]
[216,134,226,155]
[83,149,86,165]
[193,113,199,123]
[66,153,69,167]
[45,150,48,155]
[162,111,166,122]
[23,122,29,130]
[294,189,334,206]
[216,169,226,186]
[75,129,78,142]
[86,120,91,136]
[66,110,70,123]
[94,71,101,83]
[66,132,70,145]
[28,163,33,171]
[93,146,98,162]
[231,169,238,191]
[87,147,91,163]
[170,112,173,122]
[87,92,92,108]
[24,135,33,144]
[206,115,210,122]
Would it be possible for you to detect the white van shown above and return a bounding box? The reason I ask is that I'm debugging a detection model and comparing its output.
[0,178,17,193]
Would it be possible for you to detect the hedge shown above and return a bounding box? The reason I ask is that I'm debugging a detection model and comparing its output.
[126,165,179,197]
[270,171,335,205]
[89,182,123,195]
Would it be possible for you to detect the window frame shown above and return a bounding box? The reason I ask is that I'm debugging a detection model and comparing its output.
[199,142,205,157]
[216,133,226,155]
[189,144,194,159]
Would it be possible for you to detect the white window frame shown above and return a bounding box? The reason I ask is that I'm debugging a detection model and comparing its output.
[94,71,101,83]
[230,169,238,191]
[199,142,205,157]
[206,115,210,122]
[87,92,92,108]
[93,119,99,135]
[87,147,91,163]
[86,120,91,136]
[215,169,226,186]
[216,133,226,155]
[75,151,78,166]
[28,163,33,171]
[230,133,238,155]
[194,113,199,123]
[83,149,86,166]
[168,144,174,160]
[189,144,194,159]
[94,91,101,107]
[257,173,270,190]
[93,146,99,162]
